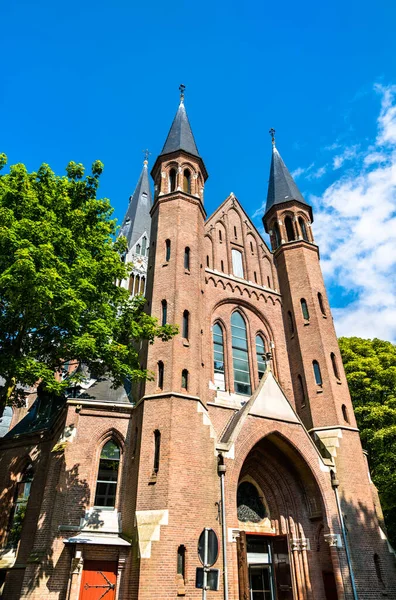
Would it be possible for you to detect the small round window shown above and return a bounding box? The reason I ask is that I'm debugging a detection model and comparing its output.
[237,481,266,523]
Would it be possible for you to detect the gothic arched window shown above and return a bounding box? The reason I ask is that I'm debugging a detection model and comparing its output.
[153,430,161,474]
[299,217,309,241]
[273,222,281,249]
[183,169,191,194]
[256,335,266,380]
[318,292,326,316]
[94,441,120,507]
[7,462,34,547]
[237,481,266,523]
[136,243,141,255]
[182,310,189,339]
[141,236,147,256]
[313,360,323,386]
[231,312,251,395]
[158,361,164,389]
[213,323,225,391]
[169,168,177,192]
[181,369,189,390]
[165,239,171,262]
[301,298,310,320]
[285,216,295,241]
[184,247,190,270]
[161,300,167,326]
[331,352,340,379]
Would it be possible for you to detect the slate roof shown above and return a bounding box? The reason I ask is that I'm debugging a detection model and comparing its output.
[265,145,310,215]
[118,162,152,250]
[160,101,200,158]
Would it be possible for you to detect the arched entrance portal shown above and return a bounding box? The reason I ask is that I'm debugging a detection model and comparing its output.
[235,434,338,600]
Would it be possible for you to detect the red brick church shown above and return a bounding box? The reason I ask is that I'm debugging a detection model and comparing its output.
[0,90,395,600]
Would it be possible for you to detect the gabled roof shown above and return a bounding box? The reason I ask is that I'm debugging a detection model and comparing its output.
[219,368,299,448]
[265,144,310,215]
[160,100,200,159]
[119,161,152,250]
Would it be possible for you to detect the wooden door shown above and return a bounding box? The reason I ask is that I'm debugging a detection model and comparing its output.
[237,531,250,600]
[79,560,117,600]
[322,571,338,600]
[272,537,293,600]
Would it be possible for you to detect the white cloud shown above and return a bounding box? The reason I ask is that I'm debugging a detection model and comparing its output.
[313,84,396,342]
[332,144,360,169]
[291,166,305,178]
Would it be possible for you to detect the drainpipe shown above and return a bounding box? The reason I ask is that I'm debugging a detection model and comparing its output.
[331,470,358,600]
[218,454,229,600]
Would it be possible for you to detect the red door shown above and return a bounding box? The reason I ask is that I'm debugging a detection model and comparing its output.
[79,560,117,600]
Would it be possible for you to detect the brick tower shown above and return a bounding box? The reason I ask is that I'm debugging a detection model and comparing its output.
[262,130,395,598]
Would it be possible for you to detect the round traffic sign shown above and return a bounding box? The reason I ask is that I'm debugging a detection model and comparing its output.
[197,528,219,567]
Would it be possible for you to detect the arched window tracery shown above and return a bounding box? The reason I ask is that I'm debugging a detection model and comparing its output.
[285,216,295,241]
[94,440,120,507]
[213,323,226,391]
[231,311,251,395]
[183,169,191,194]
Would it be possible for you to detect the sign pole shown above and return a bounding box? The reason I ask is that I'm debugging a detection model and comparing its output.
[202,528,208,600]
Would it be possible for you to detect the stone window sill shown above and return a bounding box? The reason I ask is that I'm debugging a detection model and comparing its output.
[184,269,190,275]
[183,340,190,347]
[149,473,157,485]
[303,321,310,326]
[316,388,323,394]
[162,262,169,267]
[336,380,342,385]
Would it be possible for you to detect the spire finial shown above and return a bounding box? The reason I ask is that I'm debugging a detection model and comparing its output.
[142,149,151,166]
[269,128,276,146]
[179,83,186,104]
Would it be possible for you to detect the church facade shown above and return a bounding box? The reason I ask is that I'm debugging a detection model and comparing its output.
[0,93,395,600]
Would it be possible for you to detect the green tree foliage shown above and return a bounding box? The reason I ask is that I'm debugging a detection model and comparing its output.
[0,154,176,414]
[339,336,396,546]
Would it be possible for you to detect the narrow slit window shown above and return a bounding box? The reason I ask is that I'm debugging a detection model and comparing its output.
[299,217,309,241]
[169,168,177,192]
[318,292,326,316]
[184,247,190,270]
[181,369,189,390]
[301,298,310,320]
[161,300,167,326]
[342,404,349,423]
[182,310,189,339]
[139,276,145,295]
[267,276,271,288]
[331,352,340,379]
[94,441,120,508]
[206,255,210,268]
[234,226,237,239]
[183,169,191,194]
[254,271,257,283]
[219,230,222,242]
[165,239,171,262]
[177,545,186,581]
[141,236,147,256]
[153,430,161,474]
[158,361,164,389]
[231,311,251,395]
[221,260,224,272]
[298,375,307,406]
[288,311,295,335]
[256,335,266,380]
[313,360,322,386]
[213,323,225,391]
[250,241,254,254]
[285,216,295,241]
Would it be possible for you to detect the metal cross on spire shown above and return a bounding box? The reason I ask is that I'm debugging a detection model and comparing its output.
[142,149,151,165]
[179,83,186,103]
[269,128,276,146]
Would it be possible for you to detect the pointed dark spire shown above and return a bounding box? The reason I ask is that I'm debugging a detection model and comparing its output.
[265,133,310,216]
[160,86,200,159]
[119,158,152,250]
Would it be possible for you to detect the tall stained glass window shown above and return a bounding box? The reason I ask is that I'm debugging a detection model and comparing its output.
[256,335,266,380]
[231,312,251,395]
[213,323,225,391]
[94,441,120,507]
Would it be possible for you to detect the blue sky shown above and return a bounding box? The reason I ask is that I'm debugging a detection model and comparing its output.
[2,0,396,340]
